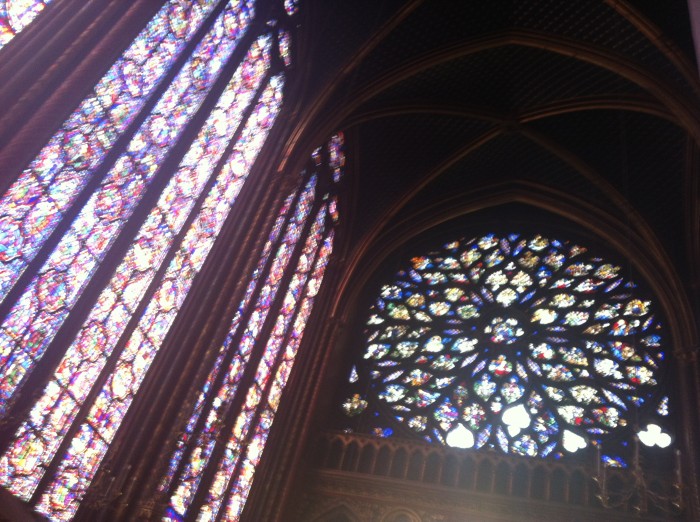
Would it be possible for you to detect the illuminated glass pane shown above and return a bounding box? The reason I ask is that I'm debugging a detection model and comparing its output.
[328,132,345,182]
[283,0,298,15]
[0,0,256,413]
[345,233,669,463]
[0,0,224,303]
[203,221,335,521]
[0,1,321,520]
[0,0,53,50]
[344,394,368,416]
[3,66,282,509]
[160,187,299,502]
[165,177,317,517]
[31,73,284,520]
[163,134,343,520]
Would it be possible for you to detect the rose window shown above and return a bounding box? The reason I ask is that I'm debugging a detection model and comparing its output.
[342,233,671,466]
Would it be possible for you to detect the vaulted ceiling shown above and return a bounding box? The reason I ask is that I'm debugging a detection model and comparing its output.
[285,1,700,329]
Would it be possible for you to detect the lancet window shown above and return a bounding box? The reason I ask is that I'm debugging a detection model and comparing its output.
[0,2,339,520]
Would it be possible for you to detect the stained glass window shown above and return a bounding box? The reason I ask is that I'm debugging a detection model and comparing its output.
[342,233,671,468]
[160,134,342,521]
[0,0,53,50]
[0,0,225,304]
[0,1,310,520]
[0,0,257,413]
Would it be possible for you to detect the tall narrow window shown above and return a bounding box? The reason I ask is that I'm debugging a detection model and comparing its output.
[160,134,343,521]
[341,233,672,469]
[0,0,225,305]
[0,0,255,407]
[0,1,301,520]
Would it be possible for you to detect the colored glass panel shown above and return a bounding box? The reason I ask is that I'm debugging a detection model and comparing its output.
[0,41,275,503]
[165,175,316,519]
[0,0,53,49]
[0,0,222,302]
[328,132,345,183]
[201,209,329,520]
[30,74,284,521]
[283,0,298,16]
[0,0,256,413]
[160,189,297,509]
[278,29,291,67]
[227,233,334,518]
[345,233,668,464]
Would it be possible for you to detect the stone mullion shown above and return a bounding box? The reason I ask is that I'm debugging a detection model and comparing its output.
[174,169,313,521]
[222,210,329,521]
[0,0,130,151]
[194,192,325,522]
[117,109,296,522]
[0,0,247,455]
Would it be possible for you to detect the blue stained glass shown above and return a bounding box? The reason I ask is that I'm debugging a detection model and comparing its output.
[349,233,670,462]
[0,1,330,520]
[284,0,299,16]
[602,455,627,468]
[164,173,324,517]
[475,424,492,448]
[541,441,557,457]
[196,150,341,519]
[513,435,538,456]
[35,72,286,521]
[496,426,509,452]
[161,188,299,499]
[1,43,278,506]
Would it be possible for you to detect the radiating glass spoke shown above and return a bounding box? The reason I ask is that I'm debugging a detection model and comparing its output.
[345,233,668,466]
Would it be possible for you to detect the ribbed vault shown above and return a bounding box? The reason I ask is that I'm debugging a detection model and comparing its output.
[266,1,700,520]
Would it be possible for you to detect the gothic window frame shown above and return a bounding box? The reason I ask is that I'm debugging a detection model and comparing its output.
[339,222,678,478]
[0,1,339,520]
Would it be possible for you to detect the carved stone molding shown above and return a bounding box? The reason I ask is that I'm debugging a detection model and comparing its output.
[296,467,678,522]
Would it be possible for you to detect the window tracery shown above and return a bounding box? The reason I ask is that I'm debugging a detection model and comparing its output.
[161,134,342,521]
[0,1,335,520]
[342,233,671,469]
[0,0,227,304]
